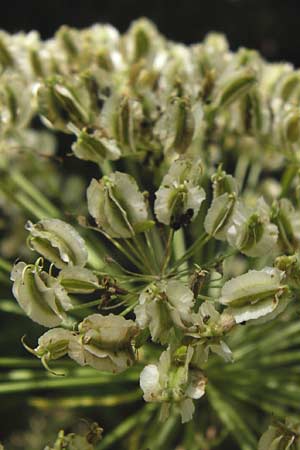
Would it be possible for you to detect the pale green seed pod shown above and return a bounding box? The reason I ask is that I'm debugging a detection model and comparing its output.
[78,313,138,349]
[134,280,194,344]
[126,18,160,63]
[72,129,121,164]
[154,158,206,229]
[154,95,195,155]
[219,267,287,323]
[101,94,139,154]
[203,32,229,54]
[279,108,300,144]
[0,75,33,131]
[58,266,100,294]
[258,423,296,450]
[195,33,229,78]
[165,97,195,154]
[56,25,78,59]
[35,328,75,360]
[26,219,88,269]
[271,199,300,254]
[96,48,114,71]
[87,171,152,238]
[211,168,238,198]
[190,300,234,336]
[0,33,14,68]
[274,70,300,103]
[69,314,139,373]
[204,193,237,240]
[36,77,90,131]
[29,48,44,77]
[31,328,79,375]
[239,89,271,136]
[227,198,278,257]
[211,67,257,110]
[204,169,238,240]
[275,254,300,290]
[11,262,72,327]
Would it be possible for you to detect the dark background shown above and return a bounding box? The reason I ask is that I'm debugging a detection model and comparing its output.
[2,0,300,66]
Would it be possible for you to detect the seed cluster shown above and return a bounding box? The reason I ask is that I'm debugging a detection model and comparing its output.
[1,18,300,442]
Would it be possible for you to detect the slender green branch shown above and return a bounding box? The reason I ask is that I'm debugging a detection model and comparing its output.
[197,294,216,302]
[172,228,188,280]
[144,230,160,272]
[132,234,155,274]
[161,228,174,275]
[68,298,104,311]
[10,170,60,217]
[170,233,210,272]
[87,225,145,271]
[120,299,139,317]
[123,237,151,272]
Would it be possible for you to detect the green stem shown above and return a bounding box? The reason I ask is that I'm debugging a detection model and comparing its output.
[14,191,48,220]
[68,298,103,311]
[94,263,157,281]
[124,238,150,272]
[197,294,216,302]
[161,229,174,275]
[120,299,139,317]
[144,230,160,272]
[86,243,105,270]
[205,248,238,269]
[172,228,188,280]
[170,233,210,272]
[132,234,155,274]
[0,178,50,220]
[89,226,144,271]
[149,223,165,266]
[99,160,113,176]
[10,170,60,217]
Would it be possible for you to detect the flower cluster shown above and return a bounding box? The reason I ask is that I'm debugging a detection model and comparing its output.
[1,19,300,168]
[1,18,300,443]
